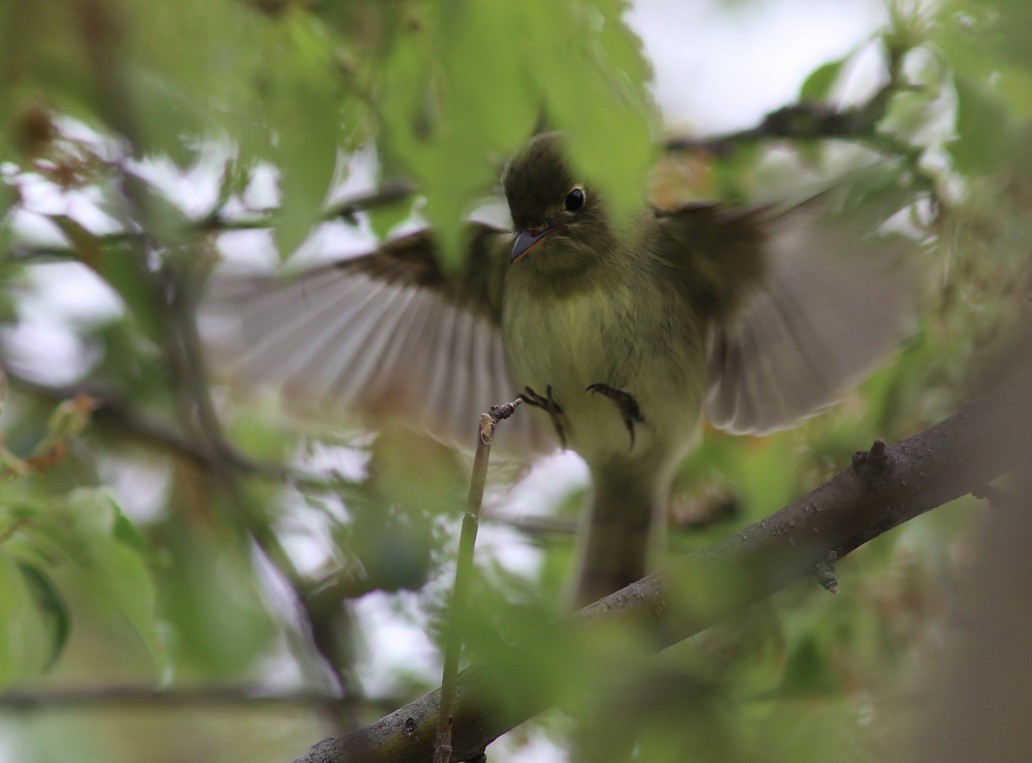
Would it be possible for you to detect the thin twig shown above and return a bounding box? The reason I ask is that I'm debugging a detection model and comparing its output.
[6,183,420,264]
[433,399,523,763]
[664,101,884,154]
[196,181,418,232]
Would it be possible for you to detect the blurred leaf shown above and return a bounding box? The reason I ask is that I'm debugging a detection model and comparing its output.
[16,561,71,670]
[465,587,584,715]
[87,319,167,403]
[778,634,841,697]
[379,0,654,269]
[0,556,28,687]
[800,58,847,103]
[0,2,106,157]
[0,554,60,687]
[367,197,417,241]
[263,13,351,257]
[112,513,156,561]
[536,0,656,229]
[937,1,1032,121]
[212,158,252,215]
[158,523,275,675]
[62,489,160,657]
[346,504,433,593]
[50,216,165,343]
[949,75,1015,174]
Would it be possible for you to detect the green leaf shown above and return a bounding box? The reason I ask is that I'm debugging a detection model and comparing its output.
[113,513,156,560]
[778,633,841,697]
[158,518,275,675]
[949,74,1015,174]
[535,0,657,228]
[259,14,350,258]
[16,561,71,670]
[800,58,846,103]
[367,197,417,241]
[50,215,166,343]
[0,556,26,687]
[0,555,58,687]
[936,1,1032,117]
[64,489,160,657]
[377,0,655,269]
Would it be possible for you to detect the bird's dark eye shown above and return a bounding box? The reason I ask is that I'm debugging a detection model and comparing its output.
[564,187,585,213]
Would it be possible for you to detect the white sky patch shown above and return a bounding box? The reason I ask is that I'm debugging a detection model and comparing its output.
[491,724,570,763]
[128,149,230,219]
[23,262,124,325]
[476,523,545,581]
[0,314,96,386]
[352,591,442,698]
[13,171,121,235]
[96,455,171,524]
[629,0,888,131]
[502,449,589,517]
[213,228,280,269]
[1,262,123,385]
[278,527,337,579]
[296,436,373,484]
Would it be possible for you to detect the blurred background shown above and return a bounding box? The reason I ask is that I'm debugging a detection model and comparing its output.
[1,0,1030,761]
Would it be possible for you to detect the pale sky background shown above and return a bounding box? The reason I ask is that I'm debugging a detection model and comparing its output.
[632,0,888,131]
[2,3,895,761]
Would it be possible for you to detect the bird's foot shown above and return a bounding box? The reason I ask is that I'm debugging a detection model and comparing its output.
[586,383,644,451]
[519,385,568,448]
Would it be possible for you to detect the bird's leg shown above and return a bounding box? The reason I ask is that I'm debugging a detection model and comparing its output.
[519,385,568,448]
[586,383,645,452]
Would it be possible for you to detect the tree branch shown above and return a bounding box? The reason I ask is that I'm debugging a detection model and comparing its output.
[663,97,896,155]
[292,367,1032,763]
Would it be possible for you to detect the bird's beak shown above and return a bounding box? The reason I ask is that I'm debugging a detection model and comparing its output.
[511,227,551,262]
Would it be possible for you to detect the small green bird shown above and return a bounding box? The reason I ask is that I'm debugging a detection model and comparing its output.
[212,132,911,607]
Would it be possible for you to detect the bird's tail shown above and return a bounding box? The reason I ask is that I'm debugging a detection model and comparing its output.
[571,463,670,608]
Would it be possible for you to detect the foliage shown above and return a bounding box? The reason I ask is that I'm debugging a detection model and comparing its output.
[0,1,1029,761]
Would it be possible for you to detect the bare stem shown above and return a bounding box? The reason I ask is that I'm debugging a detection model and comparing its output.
[432,399,523,763]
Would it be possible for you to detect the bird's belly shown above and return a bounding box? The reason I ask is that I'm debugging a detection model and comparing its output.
[503,286,705,467]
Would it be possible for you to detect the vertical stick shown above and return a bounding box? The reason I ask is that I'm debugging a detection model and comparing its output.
[432,399,523,763]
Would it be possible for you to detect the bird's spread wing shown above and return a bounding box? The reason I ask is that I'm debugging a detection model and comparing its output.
[656,198,914,434]
[204,224,551,455]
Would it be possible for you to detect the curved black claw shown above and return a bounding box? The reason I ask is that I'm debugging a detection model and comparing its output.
[519,385,567,449]
[586,383,644,451]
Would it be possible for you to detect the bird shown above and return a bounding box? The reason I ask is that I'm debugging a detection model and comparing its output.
[207,132,912,607]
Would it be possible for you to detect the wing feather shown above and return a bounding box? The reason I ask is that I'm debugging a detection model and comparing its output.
[205,227,550,455]
[657,197,914,435]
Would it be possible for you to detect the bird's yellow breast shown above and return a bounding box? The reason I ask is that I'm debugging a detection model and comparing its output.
[501,255,706,466]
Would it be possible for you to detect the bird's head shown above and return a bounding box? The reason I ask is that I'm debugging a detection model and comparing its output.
[502,132,610,270]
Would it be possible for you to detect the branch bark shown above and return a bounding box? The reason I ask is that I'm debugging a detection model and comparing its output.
[292,367,1032,763]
